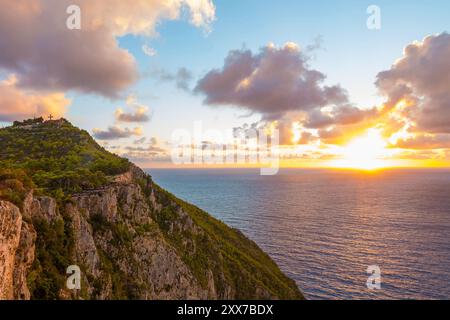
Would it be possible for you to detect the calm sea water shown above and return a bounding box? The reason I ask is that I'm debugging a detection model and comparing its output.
[148,168,450,300]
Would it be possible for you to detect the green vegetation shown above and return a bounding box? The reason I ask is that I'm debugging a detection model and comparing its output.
[135,222,158,236]
[0,119,129,300]
[0,118,302,300]
[13,117,44,127]
[153,184,304,299]
[27,212,75,299]
[0,168,35,209]
[96,249,132,299]
[89,213,133,247]
[0,118,130,197]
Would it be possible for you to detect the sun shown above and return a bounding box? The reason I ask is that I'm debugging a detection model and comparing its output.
[329,129,392,170]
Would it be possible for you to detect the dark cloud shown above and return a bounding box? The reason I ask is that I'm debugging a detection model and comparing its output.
[306,105,378,129]
[195,43,350,121]
[0,0,215,98]
[0,0,136,98]
[194,42,380,146]
[154,67,193,91]
[93,126,142,140]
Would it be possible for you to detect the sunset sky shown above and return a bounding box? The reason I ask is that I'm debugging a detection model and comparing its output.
[1,0,450,169]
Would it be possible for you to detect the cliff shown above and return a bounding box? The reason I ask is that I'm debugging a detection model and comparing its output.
[0,119,303,300]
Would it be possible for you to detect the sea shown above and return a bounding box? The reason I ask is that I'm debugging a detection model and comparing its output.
[148,168,450,300]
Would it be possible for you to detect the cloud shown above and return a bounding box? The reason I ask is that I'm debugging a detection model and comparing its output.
[305,104,378,129]
[391,134,450,150]
[85,0,216,36]
[125,145,166,153]
[390,149,447,160]
[116,107,150,123]
[115,96,151,123]
[93,126,142,140]
[120,136,169,163]
[0,75,70,122]
[134,137,147,144]
[142,44,157,57]
[376,33,450,134]
[123,153,171,164]
[125,136,165,152]
[196,36,450,152]
[154,67,194,91]
[195,42,379,145]
[195,42,349,120]
[0,0,215,98]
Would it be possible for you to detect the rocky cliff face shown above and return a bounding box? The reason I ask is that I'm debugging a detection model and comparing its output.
[0,201,22,299]
[0,200,35,300]
[0,165,303,300]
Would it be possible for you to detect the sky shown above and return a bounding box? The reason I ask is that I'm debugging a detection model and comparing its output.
[1,0,450,169]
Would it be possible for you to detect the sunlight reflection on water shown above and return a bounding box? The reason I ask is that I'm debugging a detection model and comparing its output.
[149,168,450,300]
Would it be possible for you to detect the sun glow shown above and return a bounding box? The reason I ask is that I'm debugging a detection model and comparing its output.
[329,129,393,170]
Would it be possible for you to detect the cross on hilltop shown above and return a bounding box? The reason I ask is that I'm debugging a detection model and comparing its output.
[48,114,53,120]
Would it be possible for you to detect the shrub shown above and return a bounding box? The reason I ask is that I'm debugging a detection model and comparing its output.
[0,168,34,208]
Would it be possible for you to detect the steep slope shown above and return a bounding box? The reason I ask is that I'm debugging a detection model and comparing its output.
[0,119,303,300]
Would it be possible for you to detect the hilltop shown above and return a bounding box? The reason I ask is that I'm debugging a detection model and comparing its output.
[0,119,303,300]
[0,118,129,200]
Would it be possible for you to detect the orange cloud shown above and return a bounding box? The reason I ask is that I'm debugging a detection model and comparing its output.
[376,33,450,134]
[0,76,70,122]
[115,96,151,123]
[392,134,450,150]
